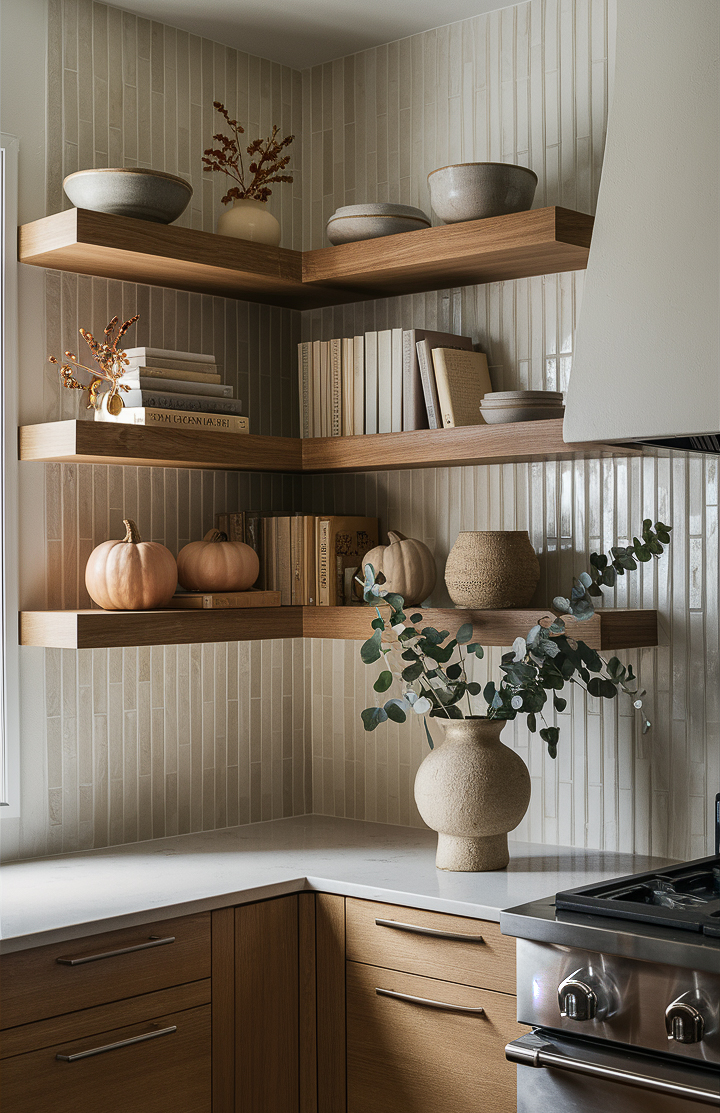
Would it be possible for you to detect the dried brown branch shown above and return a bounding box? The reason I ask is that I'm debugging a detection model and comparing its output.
[202,101,295,203]
[48,314,139,413]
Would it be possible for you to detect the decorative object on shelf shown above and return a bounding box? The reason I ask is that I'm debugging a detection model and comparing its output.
[479,389,564,424]
[62,167,192,223]
[444,530,540,609]
[202,101,293,246]
[427,161,537,223]
[358,515,671,769]
[49,313,140,413]
[414,717,531,871]
[85,519,178,611]
[177,529,260,592]
[325,203,431,245]
[362,531,436,606]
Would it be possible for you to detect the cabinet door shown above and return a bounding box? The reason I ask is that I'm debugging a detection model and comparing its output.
[235,895,299,1113]
[347,961,523,1113]
[1,1003,211,1113]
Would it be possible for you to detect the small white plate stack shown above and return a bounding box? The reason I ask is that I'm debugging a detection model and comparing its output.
[480,390,565,424]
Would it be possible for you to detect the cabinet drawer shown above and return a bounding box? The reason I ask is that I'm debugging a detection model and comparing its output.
[345,898,515,994]
[347,961,523,1113]
[1,998,211,1113]
[1,912,211,1028]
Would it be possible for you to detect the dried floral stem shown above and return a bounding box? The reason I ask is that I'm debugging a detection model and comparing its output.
[49,314,139,412]
[202,101,294,204]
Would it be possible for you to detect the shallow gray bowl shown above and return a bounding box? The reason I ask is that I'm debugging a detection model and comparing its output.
[480,403,565,424]
[427,162,537,223]
[326,202,430,245]
[63,167,193,223]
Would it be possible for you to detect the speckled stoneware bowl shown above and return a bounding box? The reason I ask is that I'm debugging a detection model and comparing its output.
[326,203,430,245]
[427,162,537,223]
[63,168,193,223]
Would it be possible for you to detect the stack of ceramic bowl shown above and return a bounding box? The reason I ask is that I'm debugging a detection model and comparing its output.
[326,202,430,244]
[480,390,564,424]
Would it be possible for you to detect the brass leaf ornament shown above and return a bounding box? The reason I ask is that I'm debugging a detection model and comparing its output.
[49,313,140,412]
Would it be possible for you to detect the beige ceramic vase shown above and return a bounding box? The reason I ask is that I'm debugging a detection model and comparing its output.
[414,718,531,871]
[217,198,281,245]
[444,530,540,609]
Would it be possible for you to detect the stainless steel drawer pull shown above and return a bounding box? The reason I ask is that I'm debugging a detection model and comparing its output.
[376,987,485,1016]
[56,935,175,966]
[505,1042,720,1106]
[374,918,485,944]
[56,1025,177,1062]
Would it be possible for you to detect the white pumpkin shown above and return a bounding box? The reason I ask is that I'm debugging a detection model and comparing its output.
[362,530,436,605]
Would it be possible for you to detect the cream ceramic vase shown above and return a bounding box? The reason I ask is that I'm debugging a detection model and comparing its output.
[217,198,281,245]
[444,530,540,609]
[414,718,531,871]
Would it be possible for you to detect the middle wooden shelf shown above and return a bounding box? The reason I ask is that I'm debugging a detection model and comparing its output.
[19,606,659,651]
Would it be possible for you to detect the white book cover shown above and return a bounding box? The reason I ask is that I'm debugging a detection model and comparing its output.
[119,374,232,397]
[330,338,342,437]
[320,341,331,438]
[353,335,364,436]
[297,341,311,438]
[377,329,392,434]
[125,365,222,384]
[124,347,216,363]
[404,329,473,430]
[311,339,322,439]
[391,328,403,433]
[364,332,378,434]
[341,338,354,436]
[99,389,243,415]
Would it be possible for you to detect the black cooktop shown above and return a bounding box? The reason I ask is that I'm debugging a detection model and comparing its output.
[555,854,720,936]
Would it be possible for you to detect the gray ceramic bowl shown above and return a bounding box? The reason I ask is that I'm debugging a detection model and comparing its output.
[326,202,430,245]
[480,403,565,424]
[427,162,538,223]
[63,167,193,223]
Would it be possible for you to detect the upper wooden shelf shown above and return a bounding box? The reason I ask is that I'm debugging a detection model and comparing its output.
[18,206,593,309]
[19,606,657,651]
[19,419,638,474]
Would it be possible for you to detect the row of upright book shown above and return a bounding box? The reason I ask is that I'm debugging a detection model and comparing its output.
[297,329,492,438]
[95,347,249,434]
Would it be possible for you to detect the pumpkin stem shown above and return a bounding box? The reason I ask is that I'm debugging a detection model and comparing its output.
[122,519,142,544]
[203,529,227,543]
[387,530,407,544]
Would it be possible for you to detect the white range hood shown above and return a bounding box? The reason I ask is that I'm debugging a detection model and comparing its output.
[563,0,720,453]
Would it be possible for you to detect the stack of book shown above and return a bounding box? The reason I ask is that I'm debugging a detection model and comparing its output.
[94,348,249,434]
[262,513,378,606]
[297,331,493,437]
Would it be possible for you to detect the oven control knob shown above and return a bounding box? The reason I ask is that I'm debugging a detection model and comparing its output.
[665,1001,705,1044]
[558,977,598,1022]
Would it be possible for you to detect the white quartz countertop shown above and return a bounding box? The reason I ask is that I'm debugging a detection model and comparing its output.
[0,815,670,952]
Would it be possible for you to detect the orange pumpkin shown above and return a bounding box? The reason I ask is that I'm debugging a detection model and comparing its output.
[85,519,178,610]
[177,529,259,592]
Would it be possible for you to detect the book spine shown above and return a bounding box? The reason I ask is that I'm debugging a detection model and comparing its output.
[228,512,245,542]
[95,408,250,433]
[125,347,217,364]
[127,367,223,384]
[121,391,244,415]
[377,330,392,434]
[391,328,403,433]
[430,349,455,428]
[341,338,354,436]
[320,342,331,438]
[364,332,378,434]
[297,342,311,439]
[317,519,331,605]
[311,340,322,439]
[121,375,232,397]
[416,341,440,429]
[330,338,342,437]
[124,354,217,372]
[291,516,303,605]
[200,591,281,608]
[304,516,317,606]
[276,517,292,606]
[353,335,364,437]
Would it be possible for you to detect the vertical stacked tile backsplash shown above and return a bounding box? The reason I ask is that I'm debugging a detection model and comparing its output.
[6,0,718,863]
[300,0,719,862]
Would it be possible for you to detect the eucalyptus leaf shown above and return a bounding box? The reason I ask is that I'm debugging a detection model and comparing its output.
[361,706,388,731]
[360,630,382,664]
[413,696,432,715]
[401,661,424,682]
[456,622,474,644]
[423,721,435,749]
[384,700,407,723]
[373,670,393,693]
[410,613,424,623]
[553,596,572,614]
[446,663,463,680]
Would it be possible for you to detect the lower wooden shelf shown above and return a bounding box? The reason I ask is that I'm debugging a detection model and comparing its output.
[19,606,658,651]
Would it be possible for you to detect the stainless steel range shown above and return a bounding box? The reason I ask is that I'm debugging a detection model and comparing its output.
[501,853,720,1110]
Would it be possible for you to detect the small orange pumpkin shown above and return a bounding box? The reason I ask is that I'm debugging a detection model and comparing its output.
[177,529,259,592]
[85,519,178,610]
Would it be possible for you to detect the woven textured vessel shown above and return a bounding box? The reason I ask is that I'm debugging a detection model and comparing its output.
[444,530,540,609]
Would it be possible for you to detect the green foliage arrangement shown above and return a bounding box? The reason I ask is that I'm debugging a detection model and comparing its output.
[358,519,672,757]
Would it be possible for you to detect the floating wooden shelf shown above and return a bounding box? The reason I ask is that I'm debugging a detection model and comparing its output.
[19,419,638,473]
[20,606,657,651]
[302,207,594,297]
[19,206,593,309]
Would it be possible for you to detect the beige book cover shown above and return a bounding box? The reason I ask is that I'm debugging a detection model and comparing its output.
[431,348,493,427]
[317,515,379,606]
[94,407,249,434]
[169,591,281,609]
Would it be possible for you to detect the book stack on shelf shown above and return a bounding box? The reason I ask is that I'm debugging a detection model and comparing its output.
[94,348,249,434]
[261,513,378,606]
[297,330,493,437]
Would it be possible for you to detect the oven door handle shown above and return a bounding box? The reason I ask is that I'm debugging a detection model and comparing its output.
[505,1041,720,1107]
